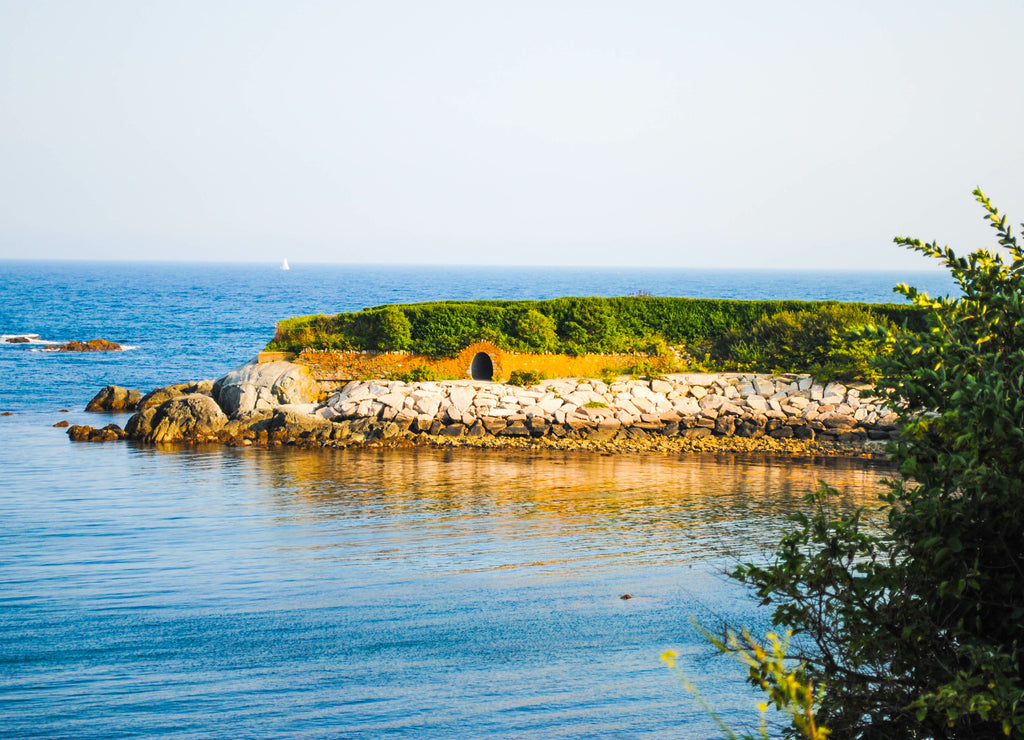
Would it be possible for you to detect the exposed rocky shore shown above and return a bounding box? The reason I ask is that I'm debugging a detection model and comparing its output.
[69,360,897,458]
[52,339,123,352]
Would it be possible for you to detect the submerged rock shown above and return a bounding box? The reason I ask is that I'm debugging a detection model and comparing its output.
[213,360,320,417]
[85,385,141,412]
[67,423,126,442]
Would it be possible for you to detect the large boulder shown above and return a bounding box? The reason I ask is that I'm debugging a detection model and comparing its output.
[136,380,215,411]
[126,394,228,443]
[85,385,141,412]
[213,361,320,417]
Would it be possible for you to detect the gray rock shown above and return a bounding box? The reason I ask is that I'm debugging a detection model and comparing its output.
[85,385,141,413]
[213,361,320,417]
[136,380,215,412]
[130,394,229,443]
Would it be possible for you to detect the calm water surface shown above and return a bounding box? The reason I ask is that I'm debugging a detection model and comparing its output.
[1,412,890,738]
[0,261,904,737]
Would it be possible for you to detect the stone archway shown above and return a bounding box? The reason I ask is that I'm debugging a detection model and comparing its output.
[470,352,494,381]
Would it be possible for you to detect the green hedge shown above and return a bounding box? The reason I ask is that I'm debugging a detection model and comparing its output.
[268,296,925,378]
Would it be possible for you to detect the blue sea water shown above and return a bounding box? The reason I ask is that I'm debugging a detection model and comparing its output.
[0,261,928,737]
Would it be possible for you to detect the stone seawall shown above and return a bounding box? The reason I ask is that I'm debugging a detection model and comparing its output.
[73,364,898,456]
[315,372,897,445]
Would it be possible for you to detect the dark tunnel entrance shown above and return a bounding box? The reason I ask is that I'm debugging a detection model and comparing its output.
[470,352,494,381]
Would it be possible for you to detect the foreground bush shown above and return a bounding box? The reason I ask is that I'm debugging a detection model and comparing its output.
[725,190,1024,738]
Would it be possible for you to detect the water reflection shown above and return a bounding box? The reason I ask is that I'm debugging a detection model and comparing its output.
[6,432,898,739]
[181,446,893,573]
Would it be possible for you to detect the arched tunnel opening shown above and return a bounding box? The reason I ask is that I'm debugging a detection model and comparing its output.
[470,352,494,381]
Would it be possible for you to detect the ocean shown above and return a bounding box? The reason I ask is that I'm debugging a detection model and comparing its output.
[0,262,944,738]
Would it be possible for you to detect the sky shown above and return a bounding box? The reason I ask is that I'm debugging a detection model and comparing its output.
[1,0,1022,269]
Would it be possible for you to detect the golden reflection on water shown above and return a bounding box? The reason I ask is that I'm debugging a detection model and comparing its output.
[223,447,893,570]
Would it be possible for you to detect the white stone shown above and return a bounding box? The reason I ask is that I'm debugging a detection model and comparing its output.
[564,391,593,406]
[632,396,655,413]
[682,373,718,385]
[672,398,699,416]
[824,382,847,398]
[698,394,725,410]
[615,399,642,417]
[630,384,654,400]
[690,386,708,400]
[615,411,636,425]
[413,397,441,417]
[537,395,564,413]
[651,379,673,394]
[449,386,476,413]
[753,377,775,396]
[377,392,407,410]
[746,395,769,412]
[343,385,373,403]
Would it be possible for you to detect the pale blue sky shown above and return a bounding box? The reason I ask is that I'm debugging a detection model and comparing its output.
[1,0,1022,268]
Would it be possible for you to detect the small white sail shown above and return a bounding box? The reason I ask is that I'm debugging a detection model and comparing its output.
[280,259,290,271]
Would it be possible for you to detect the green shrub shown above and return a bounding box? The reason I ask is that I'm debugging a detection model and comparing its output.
[507,369,543,386]
[396,365,452,382]
[514,309,557,352]
[714,303,894,380]
[376,305,412,351]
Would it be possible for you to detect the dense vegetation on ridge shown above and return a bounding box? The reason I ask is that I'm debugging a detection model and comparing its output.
[268,296,926,380]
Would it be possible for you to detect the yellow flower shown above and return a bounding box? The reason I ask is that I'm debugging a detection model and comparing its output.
[660,649,678,668]
[757,702,769,713]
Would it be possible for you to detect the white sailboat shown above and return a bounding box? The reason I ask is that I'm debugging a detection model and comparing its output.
[280,259,290,271]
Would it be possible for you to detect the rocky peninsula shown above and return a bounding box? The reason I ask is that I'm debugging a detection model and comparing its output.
[70,360,897,458]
